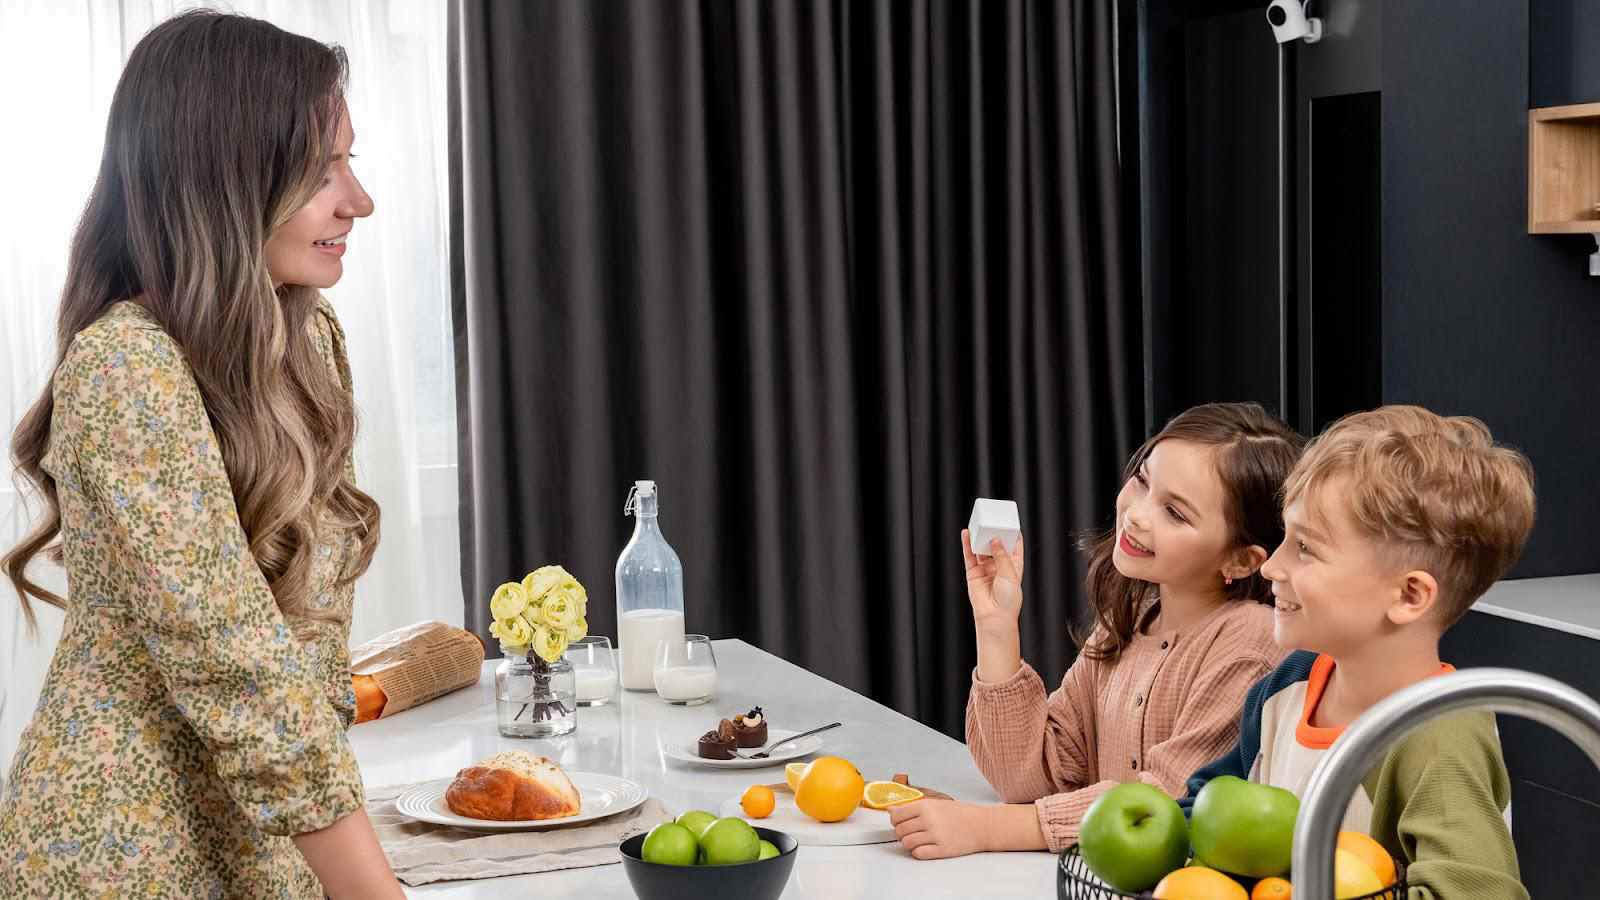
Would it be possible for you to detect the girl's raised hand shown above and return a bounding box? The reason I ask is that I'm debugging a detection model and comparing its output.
[961,529,1025,640]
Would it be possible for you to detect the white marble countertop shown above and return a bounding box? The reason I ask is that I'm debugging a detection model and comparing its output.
[348,639,1058,899]
[1471,573,1600,641]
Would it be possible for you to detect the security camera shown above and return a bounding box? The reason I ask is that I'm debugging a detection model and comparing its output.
[1266,1,1322,44]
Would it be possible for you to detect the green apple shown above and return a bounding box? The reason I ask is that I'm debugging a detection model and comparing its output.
[1078,783,1190,892]
[1189,775,1299,878]
[640,822,698,866]
[699,817,761,865]
[757,839,780,860]
[675,809,718,840]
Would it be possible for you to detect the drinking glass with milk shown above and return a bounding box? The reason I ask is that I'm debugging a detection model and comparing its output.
[566,636,619,706]
[614,480,686,691]
[654,634,718,705]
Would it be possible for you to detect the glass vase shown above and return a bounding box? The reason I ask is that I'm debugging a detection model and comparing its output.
[496,648,577,737]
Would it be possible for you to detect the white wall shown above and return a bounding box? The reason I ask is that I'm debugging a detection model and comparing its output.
[0,0,458,781]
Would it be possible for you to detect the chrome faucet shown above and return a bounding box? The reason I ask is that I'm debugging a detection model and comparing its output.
[1292,668,1600,899]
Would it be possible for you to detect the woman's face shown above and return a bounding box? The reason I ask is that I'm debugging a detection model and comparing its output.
[264,106,372,289]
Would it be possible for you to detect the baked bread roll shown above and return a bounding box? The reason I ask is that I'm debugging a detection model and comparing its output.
[444,751,582,821]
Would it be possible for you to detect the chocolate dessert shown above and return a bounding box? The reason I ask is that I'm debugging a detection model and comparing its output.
[697,718,737,760]
[732,707,768,748]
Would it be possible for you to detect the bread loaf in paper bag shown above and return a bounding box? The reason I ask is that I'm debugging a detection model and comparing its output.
[350,620,485,722]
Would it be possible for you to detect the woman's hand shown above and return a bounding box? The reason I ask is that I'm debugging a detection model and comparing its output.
[292,808,406,899]
[961,529,1026,641]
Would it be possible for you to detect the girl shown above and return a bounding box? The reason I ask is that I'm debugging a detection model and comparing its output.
[891,403,1303,858]
[0,12,404,898]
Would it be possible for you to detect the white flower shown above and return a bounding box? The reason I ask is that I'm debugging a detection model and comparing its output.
[489,582,529,620]
[540,593,580,630]
[522,566,565,601]
[531,625,566,664]
[564,616,587,642]
[500,615,534,648]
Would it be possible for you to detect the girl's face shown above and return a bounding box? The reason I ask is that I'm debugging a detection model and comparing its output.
[1111,439,1243,591]
[264,106,372,289]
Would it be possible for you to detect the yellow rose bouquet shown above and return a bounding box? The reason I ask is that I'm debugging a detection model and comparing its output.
[488,564,589,660]
[488,565,589,731]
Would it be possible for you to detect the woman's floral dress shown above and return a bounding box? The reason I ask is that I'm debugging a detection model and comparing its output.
[1,300,368,899]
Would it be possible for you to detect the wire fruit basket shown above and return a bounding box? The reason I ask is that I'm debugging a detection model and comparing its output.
[1057,844,1406,900]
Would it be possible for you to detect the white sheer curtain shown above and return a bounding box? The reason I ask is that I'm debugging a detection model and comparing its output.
[0,1,459,778]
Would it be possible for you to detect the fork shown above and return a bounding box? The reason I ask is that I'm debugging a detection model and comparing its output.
[735,722,843,759]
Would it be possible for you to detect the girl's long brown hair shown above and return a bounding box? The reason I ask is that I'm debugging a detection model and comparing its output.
[3,10,379,633]
[1078,402,1303,661]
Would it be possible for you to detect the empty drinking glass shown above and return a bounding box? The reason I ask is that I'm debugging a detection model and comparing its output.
[567,636,619,707]
[653,634,718,705]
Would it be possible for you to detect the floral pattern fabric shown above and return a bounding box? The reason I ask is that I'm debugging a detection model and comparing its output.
[1,301,367,899]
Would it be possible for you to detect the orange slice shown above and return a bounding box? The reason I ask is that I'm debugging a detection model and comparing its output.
[863,780,924,809]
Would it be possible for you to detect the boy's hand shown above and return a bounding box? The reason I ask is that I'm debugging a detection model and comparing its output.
[962,529,1026,642]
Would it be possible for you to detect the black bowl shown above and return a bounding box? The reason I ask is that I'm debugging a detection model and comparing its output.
[619,826,799,900]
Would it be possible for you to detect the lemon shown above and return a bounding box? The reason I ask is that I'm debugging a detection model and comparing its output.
[1152,866,1248,900]
[1337,831,1397,887]
[1335,847,1386,899]
[785,762,808,793]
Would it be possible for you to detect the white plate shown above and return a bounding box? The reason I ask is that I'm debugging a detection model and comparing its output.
[717,791,897,846]
[662,729,826,769]
[395,771,648,830]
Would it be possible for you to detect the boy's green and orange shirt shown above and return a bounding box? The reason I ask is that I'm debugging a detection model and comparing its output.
[1182,651,1525,900]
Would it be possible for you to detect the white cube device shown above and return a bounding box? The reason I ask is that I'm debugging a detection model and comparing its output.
[968,498,1022,556]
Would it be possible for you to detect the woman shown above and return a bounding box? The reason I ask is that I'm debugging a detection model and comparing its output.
[1,11,404,898]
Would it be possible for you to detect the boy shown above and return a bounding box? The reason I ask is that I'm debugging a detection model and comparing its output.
[1181,406,1535,899]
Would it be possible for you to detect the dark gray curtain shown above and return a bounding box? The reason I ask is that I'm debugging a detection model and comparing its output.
[448,0,1138,737]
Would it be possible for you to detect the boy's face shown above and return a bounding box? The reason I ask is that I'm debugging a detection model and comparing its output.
[1261,478,1412,656]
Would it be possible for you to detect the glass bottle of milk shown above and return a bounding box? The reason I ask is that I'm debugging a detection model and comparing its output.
[614,480,686,690]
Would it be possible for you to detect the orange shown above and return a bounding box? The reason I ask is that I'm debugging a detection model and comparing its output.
[793,756,865,823]
[862,781,923,809]
[785,762,808,793]
[1252,877,1292,900]
[1151,866,1248,900]
[1337,831,1397,887]
[740,784,775,819]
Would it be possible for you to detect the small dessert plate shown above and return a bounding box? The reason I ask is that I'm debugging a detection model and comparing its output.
[663,729,826,768]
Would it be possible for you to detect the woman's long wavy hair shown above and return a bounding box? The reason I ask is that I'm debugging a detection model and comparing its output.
[1076,402,1304,661]
[3,10,380,633]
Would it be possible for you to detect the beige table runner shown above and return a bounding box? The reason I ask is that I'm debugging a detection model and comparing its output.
[367,781,671,886]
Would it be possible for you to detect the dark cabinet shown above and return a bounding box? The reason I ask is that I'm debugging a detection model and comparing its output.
[1441,611,1600,899]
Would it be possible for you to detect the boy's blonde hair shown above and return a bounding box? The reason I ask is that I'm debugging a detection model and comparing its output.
[1283,405,1535,624]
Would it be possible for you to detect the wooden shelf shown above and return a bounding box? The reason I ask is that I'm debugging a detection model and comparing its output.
[1529,103,1600,234]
